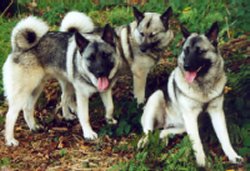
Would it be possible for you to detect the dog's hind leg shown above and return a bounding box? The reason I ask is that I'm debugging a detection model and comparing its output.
[5,83,42,146]
[159,127,185,138]
[141,90,166,133]
[100,88,117,124]
[138,90,166,148]
[3,60,45,146]
[59,80,76,120]
[159,127,185,146]
[208,96,243,164]
[5,101,23,146]
[23,83,44,131]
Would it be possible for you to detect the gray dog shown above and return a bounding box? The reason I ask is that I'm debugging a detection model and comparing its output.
[139,22,243,166]
[3,13,120,146]
[115,7,174,103]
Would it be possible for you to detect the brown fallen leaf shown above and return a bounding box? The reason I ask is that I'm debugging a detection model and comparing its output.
[51,127,68,132]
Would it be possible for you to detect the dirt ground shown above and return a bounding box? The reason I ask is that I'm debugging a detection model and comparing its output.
[0,75,137,171]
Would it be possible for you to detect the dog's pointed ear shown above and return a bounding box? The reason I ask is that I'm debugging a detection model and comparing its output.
[180,24,190,39]
[102,24,115,47]
[75,32,89,54]
[205,22,219,46]
[133,6,144,23]
[160,7,173,30]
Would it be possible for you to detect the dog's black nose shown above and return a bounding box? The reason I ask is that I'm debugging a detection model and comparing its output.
[140,46,147,52]
[184,64,191,71]
[96,70,106,77]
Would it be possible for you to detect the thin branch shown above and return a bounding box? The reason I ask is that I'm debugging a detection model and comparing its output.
[0,0,14,17]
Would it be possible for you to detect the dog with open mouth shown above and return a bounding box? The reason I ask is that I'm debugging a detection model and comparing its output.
[3,12,120,146]
[138,22,243,167]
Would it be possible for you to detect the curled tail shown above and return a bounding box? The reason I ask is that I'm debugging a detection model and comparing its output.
[11,16,49,51]
[60,11,95,34]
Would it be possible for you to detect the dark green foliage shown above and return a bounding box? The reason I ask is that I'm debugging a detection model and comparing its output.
[169,0,250,37]
[110,151,149,171]
[0,115,4,126]
[170,0,225,33]
[42,5,66,25]
[111,135,205,171]
[224,57,250,161]
[141,0,169,12]
[227,0,250,33]
[106,7,134,26]
[99,98,143,137]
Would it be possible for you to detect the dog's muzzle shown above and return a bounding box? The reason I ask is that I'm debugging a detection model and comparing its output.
[140,41,160,53]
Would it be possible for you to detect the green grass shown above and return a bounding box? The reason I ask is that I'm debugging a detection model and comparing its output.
[0,115,4,125]
[0,18,16,68]
[0,157,11,168]
[110,134,227,171]
[0,17,18,102]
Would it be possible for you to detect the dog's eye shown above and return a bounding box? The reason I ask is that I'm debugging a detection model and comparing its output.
[200,50,207,54]
[140,32,144,36]
[88,55,95,62]
[197,47,207,54]
[149,32,156,38]
[184,47,189,54]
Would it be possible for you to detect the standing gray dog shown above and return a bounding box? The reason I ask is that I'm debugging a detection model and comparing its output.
[115,7,174,104]
[3,13,120,146]
[139,22,243,166]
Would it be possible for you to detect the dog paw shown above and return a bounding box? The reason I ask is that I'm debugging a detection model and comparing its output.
[196,157,206,167]
[137,135,149,149]
[135,96,145,105]
[84,129,98,140]
[6,138,19,146]
[195,152,206,167]
[63,113,77,121]
[106,117,117,125]
[31,124,44,132]
[229,155,244,165]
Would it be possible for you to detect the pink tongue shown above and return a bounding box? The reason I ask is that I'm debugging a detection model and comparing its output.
[184,71,197,83]
[97,77,109,92]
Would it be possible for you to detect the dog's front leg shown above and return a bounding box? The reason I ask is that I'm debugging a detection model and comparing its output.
[132,67,149,104]
[208,96,243,164]
[182,108,206,167]
[75,91,97,140]
[100,88,117,124]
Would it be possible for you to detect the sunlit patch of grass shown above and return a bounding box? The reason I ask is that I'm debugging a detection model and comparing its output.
[106,6,133,27]
[0,17,16,66]
[0,17,18,102]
